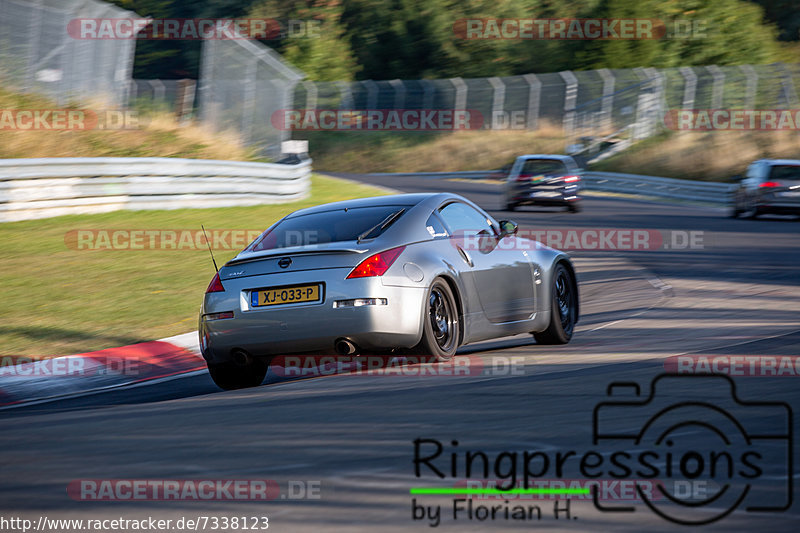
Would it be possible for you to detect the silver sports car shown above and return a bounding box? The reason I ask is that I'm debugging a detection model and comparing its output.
[199,193,578,390]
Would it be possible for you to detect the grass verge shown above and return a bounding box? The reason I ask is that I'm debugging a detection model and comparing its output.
[0,175,391,356]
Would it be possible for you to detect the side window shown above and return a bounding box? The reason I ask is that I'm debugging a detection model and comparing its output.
[438,202,495,235]
[425,213,448,239]
[745,164,759,179]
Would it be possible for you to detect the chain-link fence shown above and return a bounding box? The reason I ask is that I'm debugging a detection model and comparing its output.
[198,37,304,158]
[0,0,136,106]
[285,63,800,157]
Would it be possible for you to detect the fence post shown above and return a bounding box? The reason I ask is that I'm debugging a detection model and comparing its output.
[522,73,541,130]
[777,63,799,107]
[560,70,578,142]
[450,77,467,110]
[739,65,758,109]
[390,79,406,109]
[338,81,354,109]
[488,77,505,129]
[707,65,725,108]
[302,80,317,110]
[679,66,697,110]
[422,80,435,109]
[240,57,258,143]
[597,68,615,132]
[362,79,378,109]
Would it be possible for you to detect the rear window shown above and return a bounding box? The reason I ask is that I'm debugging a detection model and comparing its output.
[768,165,800,181]
[521,159,567,175]
[249,205,408,251]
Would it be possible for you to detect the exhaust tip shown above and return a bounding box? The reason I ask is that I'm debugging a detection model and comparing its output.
[335,338,358,355]
[231,349,253,366]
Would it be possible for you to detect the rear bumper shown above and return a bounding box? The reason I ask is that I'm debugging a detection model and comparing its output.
[757,202,800,215]
[512,192,581,206]
[199,271,426,365]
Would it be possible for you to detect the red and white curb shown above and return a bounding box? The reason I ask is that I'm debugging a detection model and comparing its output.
[0,332,205,410]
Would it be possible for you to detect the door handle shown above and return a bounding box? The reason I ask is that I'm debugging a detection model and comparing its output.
[456,246,473,267]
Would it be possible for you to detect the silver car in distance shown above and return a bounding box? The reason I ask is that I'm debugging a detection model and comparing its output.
[199,193,578,390]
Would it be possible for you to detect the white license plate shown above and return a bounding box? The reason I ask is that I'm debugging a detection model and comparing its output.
[532,191,561,198]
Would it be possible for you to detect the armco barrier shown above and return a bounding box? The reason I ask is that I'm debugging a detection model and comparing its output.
[366,169,734,205]
[0,157,312,222]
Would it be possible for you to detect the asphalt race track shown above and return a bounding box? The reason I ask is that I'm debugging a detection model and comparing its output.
[1,174,798,532]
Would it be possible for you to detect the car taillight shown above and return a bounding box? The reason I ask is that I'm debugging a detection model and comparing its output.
[760,181,780,188]
[516,174,531,182]
[564,175,580,183]
[346,246,406,279]
[206,272,225,293]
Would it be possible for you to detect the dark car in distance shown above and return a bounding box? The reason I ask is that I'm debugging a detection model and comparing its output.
[501,154,583,213]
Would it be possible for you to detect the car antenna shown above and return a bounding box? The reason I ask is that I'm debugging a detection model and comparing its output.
[201,224,219,273]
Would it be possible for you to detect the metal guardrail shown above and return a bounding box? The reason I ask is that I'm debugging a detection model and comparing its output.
[0,157,311,222]
[367,169,734,204]
[582,171,734,204]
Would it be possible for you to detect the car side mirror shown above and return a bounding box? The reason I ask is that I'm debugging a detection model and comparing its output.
[498,220,518,237]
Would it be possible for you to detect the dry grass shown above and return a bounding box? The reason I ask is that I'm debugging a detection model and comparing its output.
[0,85,261,161]
[302,122,567,173]
[594,130,800,180]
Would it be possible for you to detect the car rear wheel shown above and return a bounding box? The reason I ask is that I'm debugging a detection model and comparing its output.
[207,360,268,390]
[533,264,576,345]
[567,203,581,213]
[505,201,517,211]
[414,278,460,362]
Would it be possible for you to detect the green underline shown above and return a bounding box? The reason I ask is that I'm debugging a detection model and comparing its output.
[410,487,590,495]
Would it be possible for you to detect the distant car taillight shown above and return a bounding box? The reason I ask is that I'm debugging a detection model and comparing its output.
[206,272,225,293]
[516,174,532,182]
[564,175,580,183]
[346,246,406,279]
[760,181,780,188]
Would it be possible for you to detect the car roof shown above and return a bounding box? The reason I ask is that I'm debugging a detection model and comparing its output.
[517,154,574,161]
[755,159,800,166]
[284,192,461,218]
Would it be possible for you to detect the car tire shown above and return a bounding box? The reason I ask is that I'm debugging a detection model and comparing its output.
[533,263,577,345]
[208,360,268,390]
[505,201,517,212]
[413,278,460,362]
[567,203,581,213]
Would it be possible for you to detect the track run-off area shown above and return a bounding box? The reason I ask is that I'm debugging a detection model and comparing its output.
[1,173,798,532]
